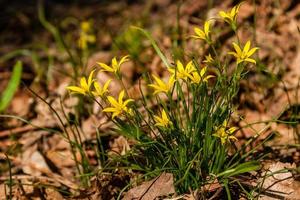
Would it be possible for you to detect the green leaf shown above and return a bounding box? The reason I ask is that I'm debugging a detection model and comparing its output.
[217,161,260,178]
[131,26,170,68]
[0,61,23,112]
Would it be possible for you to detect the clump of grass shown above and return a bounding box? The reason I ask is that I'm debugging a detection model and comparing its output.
[67,2,262,197]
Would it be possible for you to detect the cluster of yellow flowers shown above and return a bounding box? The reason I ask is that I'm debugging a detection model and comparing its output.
[67,56,133,119]
[68,3,258,145]
[192,3,258,65]
[149,60,214,96]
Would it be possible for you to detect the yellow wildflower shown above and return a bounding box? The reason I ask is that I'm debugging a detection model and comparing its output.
[203,54,214,64]
[97,55,129,76]
[192,20,211,43]
[103,90,133,119]
[67,70,96,95]
[154,109,172,128]
[190,66,214,84]
[78,21,96,50]
[81,21,92,33]
[148,75,175,95]
[219,3,242,28]
[92,79,111,98]
[168,60,196,81]
[228,40,259,64]
[213,120,238,145]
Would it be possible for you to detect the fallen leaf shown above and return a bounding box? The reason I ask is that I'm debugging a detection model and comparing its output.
[259,161,300,200]
[123,172,175,200]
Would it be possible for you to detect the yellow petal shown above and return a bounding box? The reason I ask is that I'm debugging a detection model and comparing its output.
[97,62,114,72]
[186,61,195,73]
[119,55,130,66]
[118,90,125,104]
[176,60,184,73]
[103,79,112,92]
[228,52,238,59]
[247,47,259,57]
[67,86,86,95]
[107,96,120,108]
[228,135,238,141]
[88,69,96,87]
[162,110,168,121]
[112,111,121,119]
[219,11,229,19]
[204,21,210,36]
[228,127,238,134]
[243,41,251,55]
[194,27,205,39]
[123,99,134,106]
[80,77,89,91]
[152,75,165,87]
[232,42,242,56]
[200,66,207,77]
[103,107,118,113]
[94,82,102,93]
[203,75,215,82]
[244,58,256,64]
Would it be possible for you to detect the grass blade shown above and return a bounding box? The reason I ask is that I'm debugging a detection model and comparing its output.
[0,61,22,112]
[131,26,170,68]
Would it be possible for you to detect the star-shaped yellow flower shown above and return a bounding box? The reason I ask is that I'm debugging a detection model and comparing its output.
[154,109,172,128]
[203,54,214,64]
[67,69,96,95]
[103,90,133,119]
[92,79,111,98]
[228,40,259,64]
[97,55,129,76]
[219,3,242,27]
[192,20,211,43]
[148,75,175,95]
[78,21,96,50]
[190,66,214,84]
[168,60,196,81]
[213,120,238,145]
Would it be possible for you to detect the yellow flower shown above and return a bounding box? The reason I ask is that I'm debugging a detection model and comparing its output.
[219,3,242,27]
[81,21,92,32]
[203,54,214,64]
[228,40,259,64]
[103,90,133,119]
[154,109,172,128]
[190,66,214,84]
[192,20,211,43]
[213,120,238,145]
[168,60,196,81]
[148,75,175,95]
[97,55,129,76]
[67,70,96,95]
[92,79,111,97]
[78,21,96,50]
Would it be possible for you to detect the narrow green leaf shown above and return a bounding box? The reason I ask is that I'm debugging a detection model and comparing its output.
[0,61,23,112]
[131,26,170,68]
[218,161,260,178]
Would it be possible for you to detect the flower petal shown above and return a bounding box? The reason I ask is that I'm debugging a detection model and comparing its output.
[67,86,86,95]
[232,42,242,56]
[243,41,251,55]
[119,55,130,66]
[118,90,125,104]
[97,62,114,72]
[247,47,259,57]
